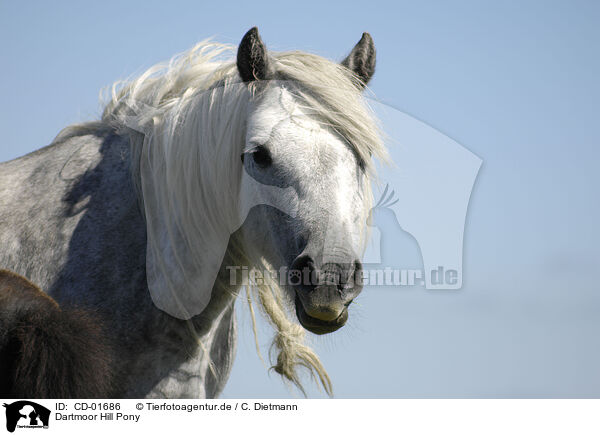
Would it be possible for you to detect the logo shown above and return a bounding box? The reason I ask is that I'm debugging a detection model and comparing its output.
[3,401,50,433]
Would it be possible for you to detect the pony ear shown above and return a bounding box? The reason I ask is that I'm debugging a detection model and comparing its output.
[341,32,376,89]
[237,27,273,82]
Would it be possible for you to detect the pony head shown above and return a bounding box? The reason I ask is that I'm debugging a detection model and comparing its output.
[236,28,381,334]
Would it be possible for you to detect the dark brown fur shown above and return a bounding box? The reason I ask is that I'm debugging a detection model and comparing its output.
[0,270,113,398]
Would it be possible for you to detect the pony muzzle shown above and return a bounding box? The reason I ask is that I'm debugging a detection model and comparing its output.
[290,254,363,334]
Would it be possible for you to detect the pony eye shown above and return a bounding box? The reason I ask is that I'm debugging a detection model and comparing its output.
[251,146,272,168]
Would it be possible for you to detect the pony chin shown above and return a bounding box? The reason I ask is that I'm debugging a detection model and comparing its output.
[294,294,349,335]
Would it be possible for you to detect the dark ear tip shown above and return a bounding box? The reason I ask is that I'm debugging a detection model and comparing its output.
[341,33,376,89]
[239,27,261,47]
[245,26,259,38]
[356,33,374,49]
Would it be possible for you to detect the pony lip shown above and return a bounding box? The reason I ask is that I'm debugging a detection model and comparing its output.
[294,295,349,335]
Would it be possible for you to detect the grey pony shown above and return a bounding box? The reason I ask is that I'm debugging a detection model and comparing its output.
[0,28,376,398]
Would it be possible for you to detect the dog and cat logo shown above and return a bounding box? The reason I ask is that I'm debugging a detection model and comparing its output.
[3,402,50,432]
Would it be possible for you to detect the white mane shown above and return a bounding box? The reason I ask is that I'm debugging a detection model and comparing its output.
[101,40,385,396]
[102,41,385,167]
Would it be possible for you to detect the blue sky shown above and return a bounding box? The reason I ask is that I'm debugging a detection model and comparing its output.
[1,1,599,397]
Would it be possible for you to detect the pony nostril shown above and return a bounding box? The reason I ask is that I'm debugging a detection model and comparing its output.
[290,254,316,288]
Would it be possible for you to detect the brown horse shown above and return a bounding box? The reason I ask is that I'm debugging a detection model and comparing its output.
[0,270,113,398]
